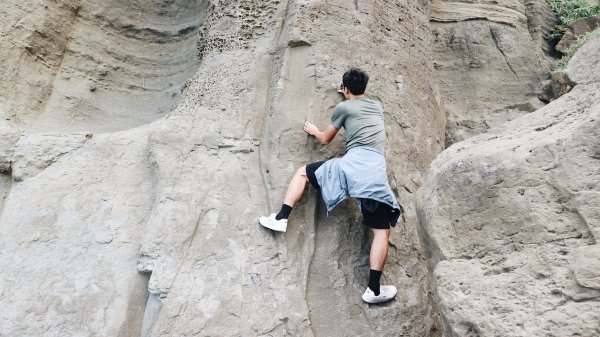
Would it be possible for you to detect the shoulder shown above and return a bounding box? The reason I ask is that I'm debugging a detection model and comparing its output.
[365,98,384,113]
[334,100,351,110]
[333,100,351,116]
[364,98,382,108]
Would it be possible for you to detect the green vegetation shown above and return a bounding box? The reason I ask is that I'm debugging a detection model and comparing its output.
[556,28,600,68]
[545,0,600,37]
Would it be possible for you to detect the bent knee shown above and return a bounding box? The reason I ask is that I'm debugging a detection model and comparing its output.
[373,228,391,238]
[296,165,307,177]
[295,165,309,182]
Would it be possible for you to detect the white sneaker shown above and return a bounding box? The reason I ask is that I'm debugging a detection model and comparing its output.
[362,285,397,304]
[259,213,287,232]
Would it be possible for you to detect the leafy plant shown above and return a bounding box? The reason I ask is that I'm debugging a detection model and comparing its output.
[545,0,600,37]
[556,28,600,68]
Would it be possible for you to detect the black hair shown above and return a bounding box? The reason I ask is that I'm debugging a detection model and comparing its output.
[342,68,369,95]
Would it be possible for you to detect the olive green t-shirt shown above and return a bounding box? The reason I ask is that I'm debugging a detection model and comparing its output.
[331,98,385,153]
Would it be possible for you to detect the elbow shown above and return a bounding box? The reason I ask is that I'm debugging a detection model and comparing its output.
[318,135,331,145]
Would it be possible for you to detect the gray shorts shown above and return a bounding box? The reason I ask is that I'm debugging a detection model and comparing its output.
[304,160,392,229]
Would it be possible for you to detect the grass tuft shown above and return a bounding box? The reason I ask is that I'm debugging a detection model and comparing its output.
[545,0,600,38]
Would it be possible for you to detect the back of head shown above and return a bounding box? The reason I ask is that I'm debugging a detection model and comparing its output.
[342,68,369,95]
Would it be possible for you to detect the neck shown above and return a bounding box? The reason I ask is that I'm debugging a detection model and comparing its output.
[347,93,365,100]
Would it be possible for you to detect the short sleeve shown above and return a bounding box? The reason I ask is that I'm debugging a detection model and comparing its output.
[331,103,347,129]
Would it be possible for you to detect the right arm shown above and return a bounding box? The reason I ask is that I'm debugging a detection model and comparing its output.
[304,122,339,145]
[304,102,346,145]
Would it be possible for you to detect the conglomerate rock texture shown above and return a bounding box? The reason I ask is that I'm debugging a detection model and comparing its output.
[2,0,599,336]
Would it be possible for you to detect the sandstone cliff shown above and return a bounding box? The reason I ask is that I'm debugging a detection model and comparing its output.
[1,0,598,336]
[1,1,444,336]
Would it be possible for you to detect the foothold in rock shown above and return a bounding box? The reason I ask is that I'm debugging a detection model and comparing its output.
[395,75,404,92]
[287,39,311,47]
[89,82,97,92]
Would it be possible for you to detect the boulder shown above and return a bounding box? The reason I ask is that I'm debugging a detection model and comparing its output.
[556,15,600,54]
[418,34,600,337]
[538,71,575,103]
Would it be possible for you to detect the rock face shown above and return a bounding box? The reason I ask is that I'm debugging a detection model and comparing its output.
[431,0,552,145]
[3,0,598,336]
[0,1,446,336]
[0,0,203,133]
[418,35,600,337]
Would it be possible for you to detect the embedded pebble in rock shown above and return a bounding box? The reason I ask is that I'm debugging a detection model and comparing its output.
[572,245,600,290]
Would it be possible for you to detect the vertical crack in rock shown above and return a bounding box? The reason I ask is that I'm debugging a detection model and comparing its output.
[140,272,162,337]
[38,0,84,118]
[116,272,152,337]
[489,25,520,80]
[307,202,375,336]
[0,128,20,221]
[0,171,12,222]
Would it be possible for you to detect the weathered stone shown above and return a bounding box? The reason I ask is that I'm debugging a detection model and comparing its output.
[566,34,600,84]
[418,34,600,337]
[571,245,600,289]
[432,0,551,146]
[0,1,446,336]
[556,15,600,54]
[2,1,596,336]
[0,0,203,133]
[538,71,576,103]
[431,0,529,30]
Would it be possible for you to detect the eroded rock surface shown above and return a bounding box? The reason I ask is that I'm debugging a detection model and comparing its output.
[418,35,600,337]
[0,1,445,336]
[0,0,203,133]
[432,0,552,145]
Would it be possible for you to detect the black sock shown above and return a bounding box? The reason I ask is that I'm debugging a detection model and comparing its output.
[368,269,382,296]
[275,204,293,220]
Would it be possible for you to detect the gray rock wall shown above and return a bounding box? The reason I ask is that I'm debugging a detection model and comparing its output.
[0,0,446,336]
[0,0,204,133]
[431,0,552,145]
[3,0,597,336]
[417,35,600,337]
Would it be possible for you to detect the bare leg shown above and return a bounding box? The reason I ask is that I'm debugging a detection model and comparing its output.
[370,228,390,271]
[283,166,309,207]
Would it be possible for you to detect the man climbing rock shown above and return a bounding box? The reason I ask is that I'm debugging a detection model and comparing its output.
[259,68,401,304]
